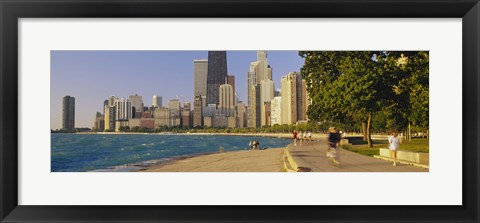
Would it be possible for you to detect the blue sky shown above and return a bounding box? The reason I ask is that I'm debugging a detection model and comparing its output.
[50,51,305,129]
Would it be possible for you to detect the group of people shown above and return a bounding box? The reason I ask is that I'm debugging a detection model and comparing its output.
[249,140,260,150]
[292,130,313,146]
[292,127,401,167]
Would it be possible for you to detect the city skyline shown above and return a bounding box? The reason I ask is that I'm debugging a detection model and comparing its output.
[51,51,304,129]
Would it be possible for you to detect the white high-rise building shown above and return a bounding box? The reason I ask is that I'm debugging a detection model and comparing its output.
[247,51,272,128]
[114,98,132,120]
[219,83,235,117]
[271,96,282,125]
[280,72,307,125]
[153,95,162,108]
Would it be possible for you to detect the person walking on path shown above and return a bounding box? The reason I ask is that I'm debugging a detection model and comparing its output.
[293,130,298,146]
[308,132,312,141]
[388,131,400,166]
[327,127,341,165]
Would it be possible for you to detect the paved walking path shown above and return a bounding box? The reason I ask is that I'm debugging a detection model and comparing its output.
[288,137,427,172]
[141,148,284,172]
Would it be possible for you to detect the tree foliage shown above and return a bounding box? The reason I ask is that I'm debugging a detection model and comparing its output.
[299,51,429,146]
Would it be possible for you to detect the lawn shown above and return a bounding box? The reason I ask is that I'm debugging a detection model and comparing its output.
[341,136,429,157]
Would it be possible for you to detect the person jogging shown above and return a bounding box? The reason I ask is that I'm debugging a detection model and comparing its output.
[388,131,400,166]
[293,130,298,146]
[327,127,341,165]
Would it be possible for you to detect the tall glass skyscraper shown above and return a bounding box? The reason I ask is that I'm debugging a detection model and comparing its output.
[206,51,227,105]
[62,95,75,130]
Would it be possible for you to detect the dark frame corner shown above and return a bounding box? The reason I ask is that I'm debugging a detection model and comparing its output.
[1,0,479,222]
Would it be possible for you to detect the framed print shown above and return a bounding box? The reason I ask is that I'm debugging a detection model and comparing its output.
[1,0,479,222]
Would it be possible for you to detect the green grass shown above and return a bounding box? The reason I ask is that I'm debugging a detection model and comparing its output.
[341,137,429,156]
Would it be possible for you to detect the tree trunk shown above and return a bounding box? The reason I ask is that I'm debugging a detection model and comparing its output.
[367,113,373,147]
[407,122,412,141]
[362,121,367,141]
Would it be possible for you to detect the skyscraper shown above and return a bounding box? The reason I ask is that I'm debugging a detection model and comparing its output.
[219,83,235,117]
[129,94,143,118]
[104,105,116,131]
[182,102,192,128]
[251,84,261,128]
[193,95,203,127]
[281,72,307,125]
[260,79,274,126]
[168,99,181,126]
[206,51,227,105]
[236,102,246,128]
[154,107,171,127]
[194,59,208,107]
[114,98,132,120]
[93,112,104,131]
[247,51,272,128]
[227,75,235,97]
[271,96,282,125]
[153,95,162,108]
[62,95,75,130]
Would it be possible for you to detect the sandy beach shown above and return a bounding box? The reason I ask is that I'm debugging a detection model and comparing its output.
[140,147,286,172]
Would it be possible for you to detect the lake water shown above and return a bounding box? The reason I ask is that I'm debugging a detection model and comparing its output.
[51,134,291,172]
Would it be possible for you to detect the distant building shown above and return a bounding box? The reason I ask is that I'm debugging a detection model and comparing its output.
[154,107,171,127]
[62,96,75,130]
[114,98,132,120]
[219,83,235,117]
[182,102,192,128]
[141,118,155,129]
[182,110,191,128]
[204,116,212,127]
[247,51,272,128]
[115,120,129,132]
[129,118,141,128]
[107,96,117,107]
[194,59,208,108]
[227,75,235,96]
[250,84,261,128]
[263,101,272,127]
[271,96,282,125]
[153,95,162,108]
[206,51,228,105]
[260,79,274,126]
[183,102,191,111]
[93,112,104,131]
[193,95,203,127]
[168,99,181,126]
[104,105,116,131]
[212,114,228,128]
[227,116,237,128]
[129,94,144,118]
[280,72,307,124]
[236,102,246,128]
[203,104,217,117]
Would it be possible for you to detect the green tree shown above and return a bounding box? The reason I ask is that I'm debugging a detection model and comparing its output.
[300,51,428,146]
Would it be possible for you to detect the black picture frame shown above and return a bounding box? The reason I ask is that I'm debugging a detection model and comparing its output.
[1,0,478,222]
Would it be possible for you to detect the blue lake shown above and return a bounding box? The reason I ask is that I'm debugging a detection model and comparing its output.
[51,134,291,172]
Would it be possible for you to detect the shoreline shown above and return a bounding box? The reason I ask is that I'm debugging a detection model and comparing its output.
[83,134,294,172]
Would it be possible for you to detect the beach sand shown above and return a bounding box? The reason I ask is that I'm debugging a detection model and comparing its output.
[140,148,285,172]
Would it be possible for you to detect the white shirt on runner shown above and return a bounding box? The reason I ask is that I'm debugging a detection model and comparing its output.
[388,136,400,151]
